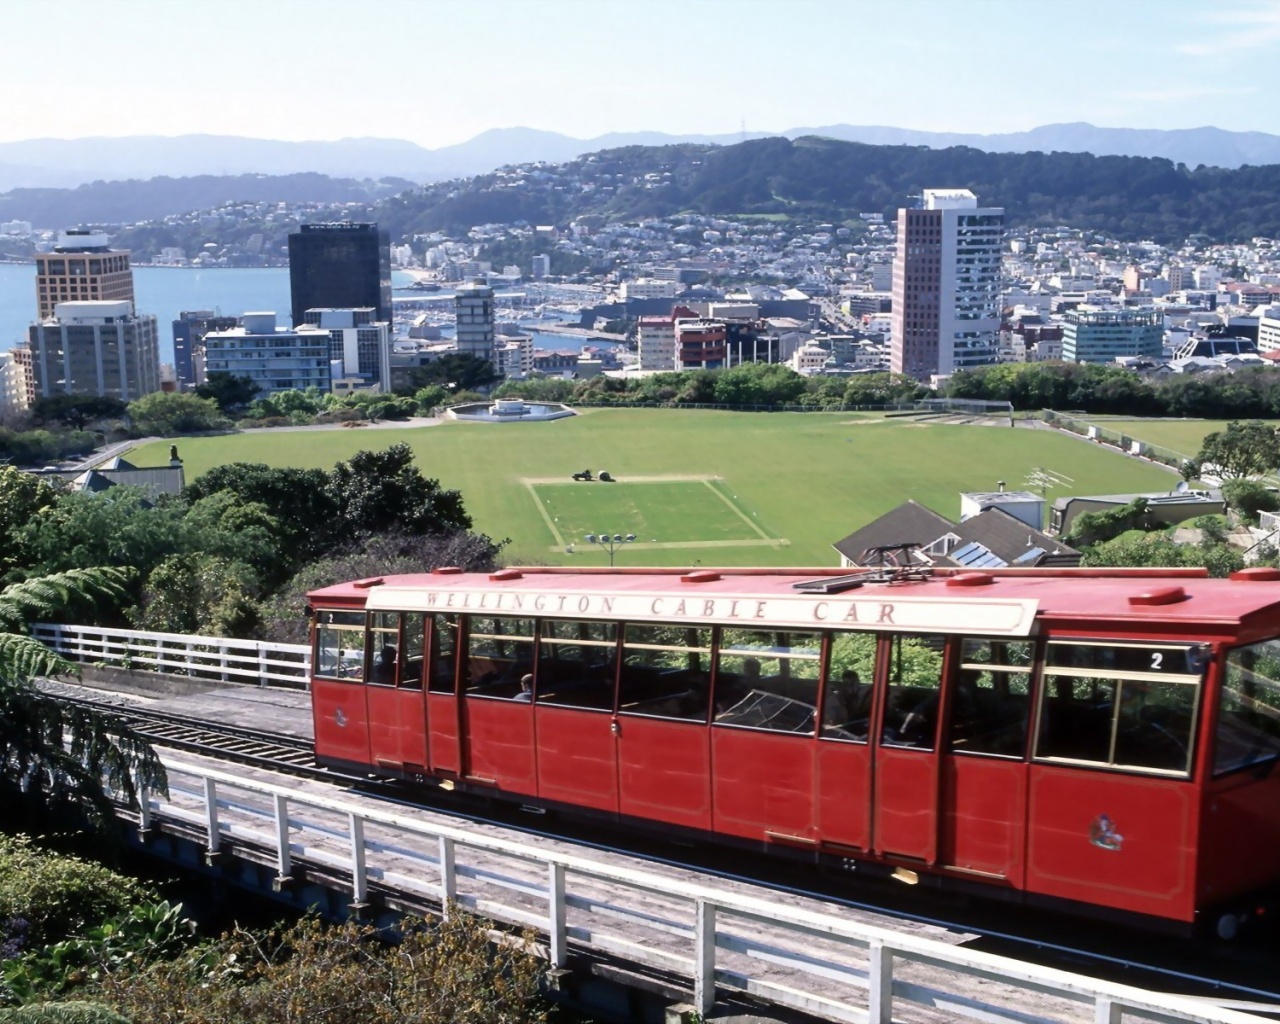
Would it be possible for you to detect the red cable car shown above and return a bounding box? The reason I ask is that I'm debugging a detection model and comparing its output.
[308,565,1280,936]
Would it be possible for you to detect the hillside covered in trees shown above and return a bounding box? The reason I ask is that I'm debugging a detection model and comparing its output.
[376,135,1280,243]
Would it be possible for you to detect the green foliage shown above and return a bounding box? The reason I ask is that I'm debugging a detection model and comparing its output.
[125,394,227,437]
[0,837,152,950]
[407,354,500,393]
[0,431,97,469]
[4,902,193,1004]
[0,1003,131,1023]
[193,373,260,415]
[712,363,806,407]
[1080,531,1245,577]
[132,555,260,637]
[30,397,127,433]
[1222,478,1280,526]
[1195,420,1280,480]
[411,384,450,412]
[95,912,547,1024]
[0,470,59,578]
[1065,498,1155,548]
[326,443,471,537]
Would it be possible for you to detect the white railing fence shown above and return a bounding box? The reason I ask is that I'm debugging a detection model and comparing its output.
[34,623,311,689]
[141,758,1269,1024]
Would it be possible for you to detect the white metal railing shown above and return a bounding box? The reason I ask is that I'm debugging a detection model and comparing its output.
[137,758,1270,1024]
[34,623,310,689]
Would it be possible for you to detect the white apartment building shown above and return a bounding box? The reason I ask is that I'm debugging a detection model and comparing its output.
[494,335,534,379]
[300,307,392,391]
[27,300,160,402]
[1257,306,1280,354]
[620,279,678,300]
[890,189,1005,380]
[204,312,330,396]
[636,316,676,370]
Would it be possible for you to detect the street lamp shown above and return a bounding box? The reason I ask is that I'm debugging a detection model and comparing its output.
[584,532,636,566]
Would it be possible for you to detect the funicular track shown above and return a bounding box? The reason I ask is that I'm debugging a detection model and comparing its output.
[42,684,1280,1018]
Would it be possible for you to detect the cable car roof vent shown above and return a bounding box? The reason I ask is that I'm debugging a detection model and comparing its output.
[947,572,994,587]
[681,570,721,584]
[433,566,463,575]
[352,577,384,589]
[1129,585,1187,606]
[489,569,523,582]
[1230,567,1280,582]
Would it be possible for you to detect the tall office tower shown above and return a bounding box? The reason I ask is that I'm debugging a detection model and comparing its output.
[531,254,550,280]
[890,189,1004,381]
[454,280,496,363]
[35,230,135,321]
[1061,308,1164,363]
[287,222,392,327]
[301,307,392,391]
[173,310,240,388]
[27,301,160,402]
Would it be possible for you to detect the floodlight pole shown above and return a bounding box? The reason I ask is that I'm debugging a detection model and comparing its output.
[584,532,636,567]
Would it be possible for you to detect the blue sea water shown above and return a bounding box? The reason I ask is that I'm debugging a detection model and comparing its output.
[0,262,616,364]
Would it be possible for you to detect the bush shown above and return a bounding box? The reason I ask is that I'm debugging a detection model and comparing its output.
[98,912,547,1024]
[0,1003,131,1023]
[1222,478,1280,526]
[0,838,152,949]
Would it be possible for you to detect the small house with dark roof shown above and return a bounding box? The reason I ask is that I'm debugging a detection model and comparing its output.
[32,448,185,501]
[832,498,1081,569]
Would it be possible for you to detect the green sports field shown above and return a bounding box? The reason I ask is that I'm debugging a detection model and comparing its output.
[132,411,1178,567]
[1084,419,1259,459]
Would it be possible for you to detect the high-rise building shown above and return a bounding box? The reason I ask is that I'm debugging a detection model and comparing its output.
[173,311,239,389]
[637,315,677,370]
[890,189,1004,381]
[287,222,392,327]
[27,301,160,402]
[301,307,392,391]
[675,319,728,369]
[493,334,534,380]
[531,254,550,280]
[203,312,330,396]
[35,230,135,321]
[454,281,495,363]
[1061,308,1164,363]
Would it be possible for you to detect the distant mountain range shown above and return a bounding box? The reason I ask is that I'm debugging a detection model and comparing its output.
[2,122,1279,193]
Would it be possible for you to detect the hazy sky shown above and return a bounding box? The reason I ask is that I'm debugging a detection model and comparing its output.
[3,0,1279,145]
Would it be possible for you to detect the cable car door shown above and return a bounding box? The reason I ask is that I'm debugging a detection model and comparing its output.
[872,634,947,863]
[365,612,428,773]
[425,614,462,776]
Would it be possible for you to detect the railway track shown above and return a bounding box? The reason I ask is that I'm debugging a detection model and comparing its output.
[44,683,1280,1015]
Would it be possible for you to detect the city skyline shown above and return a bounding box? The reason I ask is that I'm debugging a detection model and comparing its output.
[1,0,1278,146]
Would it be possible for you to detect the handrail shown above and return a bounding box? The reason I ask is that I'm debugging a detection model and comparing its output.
[34,623,311,689]
[139,757,1269,1024]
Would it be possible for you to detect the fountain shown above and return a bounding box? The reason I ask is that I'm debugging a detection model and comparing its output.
[445,399,576,423]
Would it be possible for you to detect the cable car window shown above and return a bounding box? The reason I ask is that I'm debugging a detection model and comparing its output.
[368,612,401,687]
[880,634,946,750]
[1036,641,1202,775]
[1216,640,1280,775]
[399,613,425,690]
[536,620,618,711]
[714,629,822,735]
[619,624,711,722]
[466,617,535,698]
[315,610,365,682]
[822,632,878,742]
[428,614,458,694]
[948,639,1033,758]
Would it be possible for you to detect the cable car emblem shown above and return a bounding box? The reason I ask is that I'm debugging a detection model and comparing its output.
[335,707,347,728]
[1088,814,1123,851]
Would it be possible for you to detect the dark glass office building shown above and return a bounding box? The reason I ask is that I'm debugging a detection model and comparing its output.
[287,222,392,327]
[172,310,239,388]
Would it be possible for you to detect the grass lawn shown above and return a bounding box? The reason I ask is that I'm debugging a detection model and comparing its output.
[133,410,1178,567]
[1077,419,1260,459]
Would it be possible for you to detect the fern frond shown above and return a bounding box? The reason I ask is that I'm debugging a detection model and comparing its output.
[0,632,77,685]
[0,567,133,631]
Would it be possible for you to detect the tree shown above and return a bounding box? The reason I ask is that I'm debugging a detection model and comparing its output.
[1222,478,1280,526]
[0,567,166,823]
[326,444,471,541]
[126,392,228,436]
[193,372,260,414]
[712,362,807,406]
[1193,420,1280,480]
[183,464,337,569]
[133,554,260,637]
[30,396,127,432]
[406,354,499,393]
[0,468,60,578]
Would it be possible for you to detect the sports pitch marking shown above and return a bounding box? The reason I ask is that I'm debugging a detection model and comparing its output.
[522,474,788,552]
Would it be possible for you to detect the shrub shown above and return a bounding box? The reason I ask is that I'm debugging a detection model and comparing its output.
[0,1003,131,1023]
[1222,478,1280,526]
[0,838,152,949]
